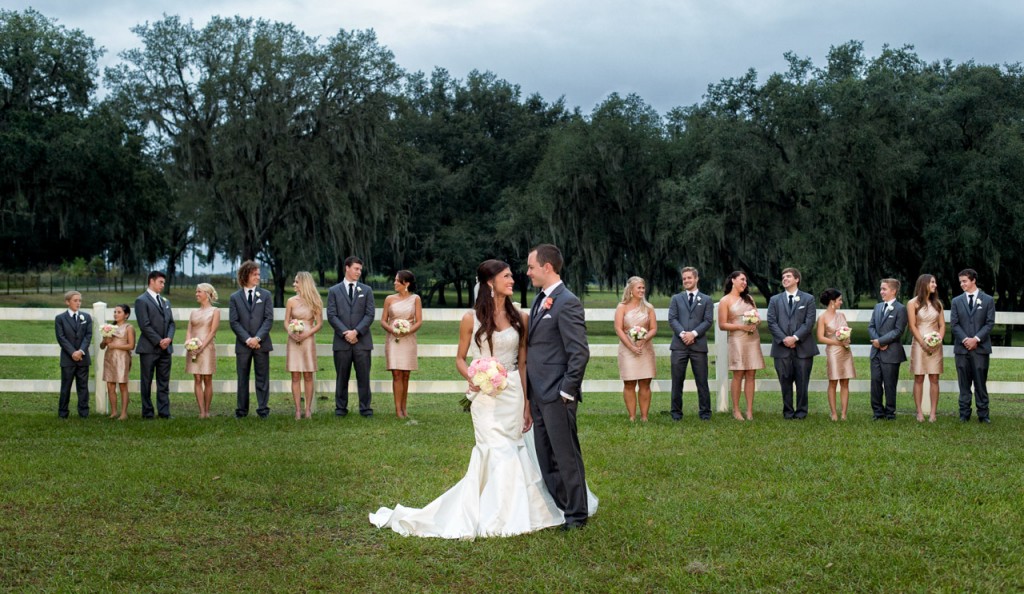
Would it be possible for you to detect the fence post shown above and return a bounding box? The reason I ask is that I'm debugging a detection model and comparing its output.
[92,301,108,415]
[715,302,730,412]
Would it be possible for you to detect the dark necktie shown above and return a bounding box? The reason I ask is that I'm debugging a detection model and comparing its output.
[788,294,794,313]
[688,293,694,307]
[968,295,975,311]
[73,313,79,323]
[348,283,354,301]
[532,291,546,319]
[247,289,254,306]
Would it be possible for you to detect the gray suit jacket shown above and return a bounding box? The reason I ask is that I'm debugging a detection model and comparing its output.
[868,300,908,363]
[134,292,175,355]
[667,291,713,352]
[951,291,996,355]
[55,311,92,367]
[327,281,375,351]
[526,284,590,404]
[229,287,274,354]
[767,290,818,359]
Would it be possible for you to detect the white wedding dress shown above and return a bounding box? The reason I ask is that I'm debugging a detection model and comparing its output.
[369,323,598,538]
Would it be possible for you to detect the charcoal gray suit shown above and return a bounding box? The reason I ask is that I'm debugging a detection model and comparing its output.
[868,300,908,419]
[767,290,817,419]
[667,290,714,419]
[135,291,175,418]
[951,291,995,421]
[327,280,375,416]
[229,286,274,418]
[55,310,92,418]
[526,283,590,527]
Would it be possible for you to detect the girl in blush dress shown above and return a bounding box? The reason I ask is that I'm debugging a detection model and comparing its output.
[717,271,765,421]
[285,272,323,420]
[382,270,422,419]
[185,283,220,418]
[100,304,136,420]
[614,277,657,422]
[908,274,945,422]
[816,288,854,421]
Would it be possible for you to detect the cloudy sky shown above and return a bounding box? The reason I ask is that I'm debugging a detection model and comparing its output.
[21,0,1024,114]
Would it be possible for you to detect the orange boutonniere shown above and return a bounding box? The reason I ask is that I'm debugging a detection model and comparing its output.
[542,297,554,310]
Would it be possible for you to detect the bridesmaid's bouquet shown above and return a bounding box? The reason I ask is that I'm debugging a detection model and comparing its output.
[392,319,411,342]
[924,332,942,348]
[184,338,202,362]
[288,320,305,334]
[742,310,760,326]
[627,326,648,343]
[100,324,117,338]
[835,326,852,348]
[466,357,509,399]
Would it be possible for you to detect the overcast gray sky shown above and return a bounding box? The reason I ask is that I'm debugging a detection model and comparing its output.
[18,0,1024,114]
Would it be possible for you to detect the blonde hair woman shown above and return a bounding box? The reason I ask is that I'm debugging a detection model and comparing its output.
[285,272,324,419]
[614,276,658,421]
[185,283,220,418]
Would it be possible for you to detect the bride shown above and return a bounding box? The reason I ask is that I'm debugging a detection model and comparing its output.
[369,259,597,538]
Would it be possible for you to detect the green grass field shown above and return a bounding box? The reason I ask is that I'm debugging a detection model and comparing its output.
[3,289,1024,591]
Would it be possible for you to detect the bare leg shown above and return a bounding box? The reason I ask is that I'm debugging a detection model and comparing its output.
[827,379,838,421]
[303,372,314,418]
[743,371,756,420]
[193,375,205,417]
[913,375,925,422]
[622,381,637,421]
[400,371,411,417]
[118,383,129,420]
[291,372,302,419]
[202,375,214,417]
[731,372,744,420]
[928,374,939,422]
[637,378,652,421]
[392,370,403,417]
[107,382,118,418]
[839,379,849,420]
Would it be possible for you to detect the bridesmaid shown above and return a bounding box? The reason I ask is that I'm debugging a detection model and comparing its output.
[908,274,945,422]
[100,304,135,420]
[382,270,422,419]
[816,288,854,421]
[614,277,657,422]
[717,271,764,421]
[285,272,323,420]
[185,283,220,418]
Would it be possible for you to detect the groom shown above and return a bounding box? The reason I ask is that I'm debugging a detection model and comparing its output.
[526,244,591,530]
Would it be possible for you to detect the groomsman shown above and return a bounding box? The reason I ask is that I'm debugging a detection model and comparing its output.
[951,268,995,423]
[767,267,817,419]
[135,271,175,419]
[868,278,908,420]
[55,290,92,418]
[327,256,375,417]
[229,260,274,418]
[667,266,714,420]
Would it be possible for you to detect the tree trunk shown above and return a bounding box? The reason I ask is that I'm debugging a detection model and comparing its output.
[455,278,464,308]
[436,281,447,306]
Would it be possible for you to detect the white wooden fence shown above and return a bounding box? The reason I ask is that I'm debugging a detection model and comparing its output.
[2,304,1022,415]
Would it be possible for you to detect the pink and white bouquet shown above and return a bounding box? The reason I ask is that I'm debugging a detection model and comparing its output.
[627,326,648,343]
[924,332,942,348]
[466,357,509,399]
[287,320,305,334]
[392,319,411,342]
[184,338,202,362]
[742,310,760,325]
[834,326,852,342]
[100,324,118,338]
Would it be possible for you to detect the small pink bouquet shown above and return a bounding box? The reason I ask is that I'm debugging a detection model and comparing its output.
[924,332,942,348]
[742,310,760,325]
[287,320,305,334]
[392,319,411,342]
[100,324,118,338]
[834,326,852,342]
[184,338,202,362]
[627,326,648,343]
[466,357,509,399]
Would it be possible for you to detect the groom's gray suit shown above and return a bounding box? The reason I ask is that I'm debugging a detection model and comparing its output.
[229,286,274,418]
[327,280,375,416]
[526,283,590,527]
[767,289,817,419]
[868,299,907,420]
[135,291,175,418]
[667,290,714,420]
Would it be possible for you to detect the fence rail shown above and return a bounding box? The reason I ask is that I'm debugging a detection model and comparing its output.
[3,305,1022,416]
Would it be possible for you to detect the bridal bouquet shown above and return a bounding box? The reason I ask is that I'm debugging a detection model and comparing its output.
[741,310,760,325]
[466,357,509,399]
[924,332,942,348]
[184,338,202,362]
[100,324,118,338]
[392,319,411,342]
[627,326,648,343]
[287,320,305,334]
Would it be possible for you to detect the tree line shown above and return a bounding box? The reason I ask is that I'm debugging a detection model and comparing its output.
[3,8,1024,309]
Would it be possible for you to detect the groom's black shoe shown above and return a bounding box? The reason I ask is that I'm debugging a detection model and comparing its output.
[560,520,586,532]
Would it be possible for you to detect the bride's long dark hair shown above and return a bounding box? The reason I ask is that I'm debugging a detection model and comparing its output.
[474,259,525,353]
